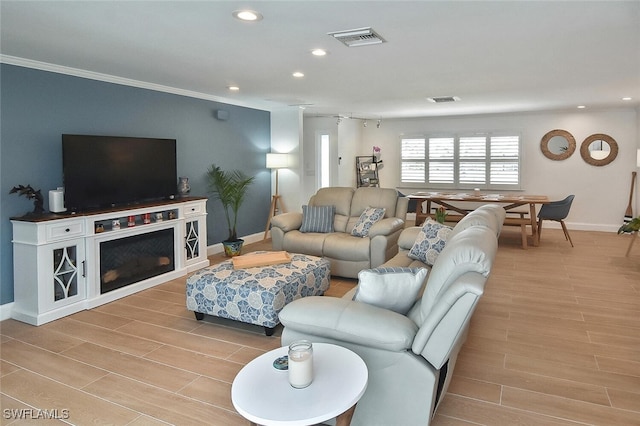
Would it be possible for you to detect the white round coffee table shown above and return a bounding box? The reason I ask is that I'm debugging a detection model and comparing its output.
[231,343,368,426]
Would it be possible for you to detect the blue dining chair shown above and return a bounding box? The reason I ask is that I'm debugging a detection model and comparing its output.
[537,195,575,247]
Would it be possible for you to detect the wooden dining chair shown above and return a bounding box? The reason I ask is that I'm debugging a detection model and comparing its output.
[537,195,575,247]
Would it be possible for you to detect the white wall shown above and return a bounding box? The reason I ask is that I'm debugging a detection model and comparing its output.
[299,116,362,210]
[270,107,303,214]
[304,107,639,232]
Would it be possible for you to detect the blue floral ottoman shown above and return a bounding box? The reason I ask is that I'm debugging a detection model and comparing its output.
[186,252,330,335]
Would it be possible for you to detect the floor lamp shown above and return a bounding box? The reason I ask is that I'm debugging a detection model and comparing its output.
[264,153,289,240]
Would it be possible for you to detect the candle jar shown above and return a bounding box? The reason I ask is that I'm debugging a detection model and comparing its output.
[288,340,313,388]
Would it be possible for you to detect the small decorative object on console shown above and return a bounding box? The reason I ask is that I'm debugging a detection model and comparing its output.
[178,176,191,195]
[9,184,45,215]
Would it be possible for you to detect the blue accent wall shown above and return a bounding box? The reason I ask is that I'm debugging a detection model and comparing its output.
[0,64,271,305]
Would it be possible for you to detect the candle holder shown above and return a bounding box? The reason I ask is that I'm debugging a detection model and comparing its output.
[288,340,313,388]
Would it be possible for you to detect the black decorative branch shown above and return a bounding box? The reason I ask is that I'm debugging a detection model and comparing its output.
[9,184,45,214]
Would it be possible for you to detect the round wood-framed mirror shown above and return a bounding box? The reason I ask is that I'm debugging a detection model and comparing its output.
[540,129,576,161]
[580,133,618,166]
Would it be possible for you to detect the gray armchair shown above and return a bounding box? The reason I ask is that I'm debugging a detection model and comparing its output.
[279,223,499,425]
[537,194,575,246]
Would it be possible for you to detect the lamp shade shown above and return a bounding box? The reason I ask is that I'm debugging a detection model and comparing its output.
[266,153,290,169]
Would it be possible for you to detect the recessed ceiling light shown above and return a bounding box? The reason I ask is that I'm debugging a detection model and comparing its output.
[232,10,263,21]
[311,49,327,56]
[622,97,632,101]
[577,105,586,109]
[228,86,240,91]
[427,96,461,103]
[292,72,305,78]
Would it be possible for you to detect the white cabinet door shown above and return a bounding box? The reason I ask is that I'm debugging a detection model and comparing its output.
[41,239,87,313]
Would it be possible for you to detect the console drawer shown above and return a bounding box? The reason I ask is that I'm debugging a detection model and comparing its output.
[46,220,85,242]
[183,202,204,217]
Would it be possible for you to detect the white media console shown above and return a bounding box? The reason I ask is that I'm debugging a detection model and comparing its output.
[11,197,209,325]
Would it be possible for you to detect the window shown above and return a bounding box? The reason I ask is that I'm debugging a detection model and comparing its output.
[400,133,521,189]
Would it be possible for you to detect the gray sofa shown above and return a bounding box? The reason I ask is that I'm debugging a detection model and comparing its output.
[279,205,505,426]
[270,187,408,278]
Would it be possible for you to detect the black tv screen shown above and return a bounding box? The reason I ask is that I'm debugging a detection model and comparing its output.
[62,134,177,212]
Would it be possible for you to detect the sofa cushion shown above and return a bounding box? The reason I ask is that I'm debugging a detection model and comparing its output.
[354,267,428,314]
[350,187,400,219]
[449,207,501,239]
[282,231,327,257]
[418,226,497,319]
[323,233,371,261]
[408,219,453,266]
[300,205,335,233]
[310,187,354,233]
[351,207,386,237]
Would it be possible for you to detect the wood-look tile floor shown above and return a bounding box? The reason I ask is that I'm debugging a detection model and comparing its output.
[1,228,639,425]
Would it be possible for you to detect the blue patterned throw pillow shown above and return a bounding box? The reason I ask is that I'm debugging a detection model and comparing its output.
[351,207,386,237]
[300,205,335,233]
[408,218,453,266]
[354,267,428,314]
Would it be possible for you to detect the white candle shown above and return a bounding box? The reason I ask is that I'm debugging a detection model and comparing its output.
[288,341,313,388]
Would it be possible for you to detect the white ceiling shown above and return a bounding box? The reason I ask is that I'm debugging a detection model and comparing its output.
[1,1,639,119]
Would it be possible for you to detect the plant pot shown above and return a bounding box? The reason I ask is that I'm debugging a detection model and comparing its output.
[223,239,244,257]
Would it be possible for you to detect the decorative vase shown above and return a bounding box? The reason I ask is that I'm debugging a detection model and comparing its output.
[223,239,244,257]
[178,177,191,195]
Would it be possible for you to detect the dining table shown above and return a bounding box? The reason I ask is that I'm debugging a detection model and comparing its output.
[407,191,550,248]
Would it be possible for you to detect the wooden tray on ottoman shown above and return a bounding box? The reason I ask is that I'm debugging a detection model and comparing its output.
[232,251,291,269]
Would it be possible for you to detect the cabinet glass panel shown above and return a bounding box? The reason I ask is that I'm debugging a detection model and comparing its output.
[185,221,199,259]
[53,246,79,301]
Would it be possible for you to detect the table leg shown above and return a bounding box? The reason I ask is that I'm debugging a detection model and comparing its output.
[335,404,357,426]
[626,231,638,257]
[529,203,540,246]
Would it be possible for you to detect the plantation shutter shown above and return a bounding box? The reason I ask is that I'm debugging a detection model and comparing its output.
[401,138,426,183]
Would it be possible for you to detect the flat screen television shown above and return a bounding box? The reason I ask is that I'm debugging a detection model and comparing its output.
[62,134,178,212]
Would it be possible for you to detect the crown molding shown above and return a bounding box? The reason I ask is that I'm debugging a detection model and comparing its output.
[0,54,270,112]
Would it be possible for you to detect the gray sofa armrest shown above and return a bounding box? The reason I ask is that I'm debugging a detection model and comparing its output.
[368,217,405,238]
[411,273,484,368]
[279,296,418,352]
[270,212,303,232]
[398,226,422,250]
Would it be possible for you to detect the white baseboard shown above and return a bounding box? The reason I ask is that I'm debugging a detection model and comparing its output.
[0,302,15,321]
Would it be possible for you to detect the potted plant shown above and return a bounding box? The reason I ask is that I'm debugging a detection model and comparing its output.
[207,164,255,256]
[619,216,640,234]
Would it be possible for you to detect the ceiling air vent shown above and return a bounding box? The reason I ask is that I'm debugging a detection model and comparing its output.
[427,96,461,103]
[327,27,386,47]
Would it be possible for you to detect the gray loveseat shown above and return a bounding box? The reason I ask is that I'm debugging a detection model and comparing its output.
[279,205,505,425]
[270,187,408,278]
